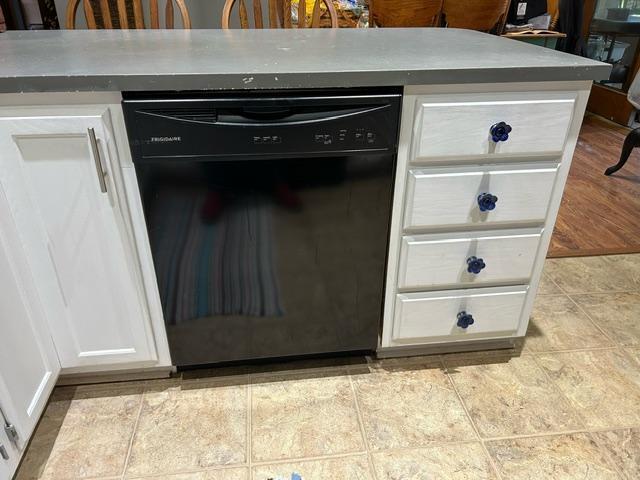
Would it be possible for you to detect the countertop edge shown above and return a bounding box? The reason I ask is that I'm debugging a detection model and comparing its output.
[0,65,612,94]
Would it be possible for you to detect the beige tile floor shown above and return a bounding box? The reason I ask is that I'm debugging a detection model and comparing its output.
[15,254,640,480]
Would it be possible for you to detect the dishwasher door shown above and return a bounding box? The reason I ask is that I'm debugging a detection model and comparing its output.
[123,89,401,366]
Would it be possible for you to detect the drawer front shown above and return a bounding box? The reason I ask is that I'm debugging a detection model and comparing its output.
[399,229,542,289]
[404,165,558,229]
[393,287,527,343]
[414,93,575,161]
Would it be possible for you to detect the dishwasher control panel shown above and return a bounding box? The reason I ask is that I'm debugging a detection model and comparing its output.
[122,89,402,161]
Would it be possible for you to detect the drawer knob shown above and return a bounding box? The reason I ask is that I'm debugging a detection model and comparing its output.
[466,256,486,274]
[457,311,475,329]
[490,121,512,142]
[477,193,498,212]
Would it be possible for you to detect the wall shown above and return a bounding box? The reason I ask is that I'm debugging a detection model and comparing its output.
[55,0,227,29]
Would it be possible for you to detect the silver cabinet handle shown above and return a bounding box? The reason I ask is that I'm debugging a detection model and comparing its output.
[88,128,107,193]
[0,443,8,460]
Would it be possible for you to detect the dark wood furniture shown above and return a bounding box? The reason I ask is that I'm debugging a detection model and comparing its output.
[65,0,191,29]
[442,0,510,34]
[370,0,442,27]
[221,0,337,28]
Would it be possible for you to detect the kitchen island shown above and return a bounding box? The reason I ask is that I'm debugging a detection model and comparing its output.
[0,28,608,478]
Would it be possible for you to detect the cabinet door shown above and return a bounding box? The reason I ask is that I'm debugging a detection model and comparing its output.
[0,185,60,453]
[0,112,157,369]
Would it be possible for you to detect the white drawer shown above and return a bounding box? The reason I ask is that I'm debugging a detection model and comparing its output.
[404,164,558,230]
[393,286,527,344]
[413,92,575,161]
[398,228,542,290]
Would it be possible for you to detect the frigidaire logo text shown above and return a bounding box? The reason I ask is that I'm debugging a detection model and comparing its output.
[150,136,182,143]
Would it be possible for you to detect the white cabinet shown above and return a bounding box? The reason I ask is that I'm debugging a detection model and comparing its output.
[0,110,157,370]
[380,83,592,352]
[0,184,60,465]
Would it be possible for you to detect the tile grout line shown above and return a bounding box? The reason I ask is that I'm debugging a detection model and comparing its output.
[119,387,146,480]
[439,358,504,480]
[564,293,621,347]
[125,463,251,479]
[480,423,640,442]
[347,372,378,480]
[251,450,369,467]
[541,272,564,294]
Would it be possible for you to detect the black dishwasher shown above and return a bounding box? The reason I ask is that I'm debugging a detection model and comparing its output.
[122,88,401,366]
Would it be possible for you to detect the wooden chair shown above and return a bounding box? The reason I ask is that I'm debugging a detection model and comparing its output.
[370,0,442,28]
[221,0,338,29]
[442,0,510,34]
[66,0,191,29]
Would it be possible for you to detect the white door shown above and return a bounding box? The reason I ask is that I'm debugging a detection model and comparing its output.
[0,112,157,369]
[0,185,60,454]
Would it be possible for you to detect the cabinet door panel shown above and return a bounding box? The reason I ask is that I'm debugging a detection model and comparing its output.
[0,114,156,368]
[0,186,59,451]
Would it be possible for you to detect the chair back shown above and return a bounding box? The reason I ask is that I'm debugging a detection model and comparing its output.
[370,0,442,27]
[66,0,191,29]
[442,0,510,34]
[222,0,338,28]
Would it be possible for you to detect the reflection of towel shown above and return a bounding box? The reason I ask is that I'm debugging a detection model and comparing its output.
[151,189,283,324]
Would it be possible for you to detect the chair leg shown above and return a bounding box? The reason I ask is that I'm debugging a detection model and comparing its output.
[605,127,640,175]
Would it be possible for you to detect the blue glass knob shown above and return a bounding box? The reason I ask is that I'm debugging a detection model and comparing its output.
[490,121,512,142]
[457,311,475,329]
[477,193,498,212]
[467,256,486,274]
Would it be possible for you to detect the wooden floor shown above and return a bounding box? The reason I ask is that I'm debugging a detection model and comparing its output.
[549,114,640,258]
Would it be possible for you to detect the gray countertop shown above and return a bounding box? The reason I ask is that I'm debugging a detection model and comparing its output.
[0,28,610,93]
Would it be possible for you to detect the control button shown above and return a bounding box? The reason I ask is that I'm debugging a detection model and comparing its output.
[366,132,376,143]
[253,136,262,144]
[315,134,324,143]
[272,135,282,144]
[355,128,365,141]
[262,136,272,143]
[323,134,333,145]
[338,129,347,141]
